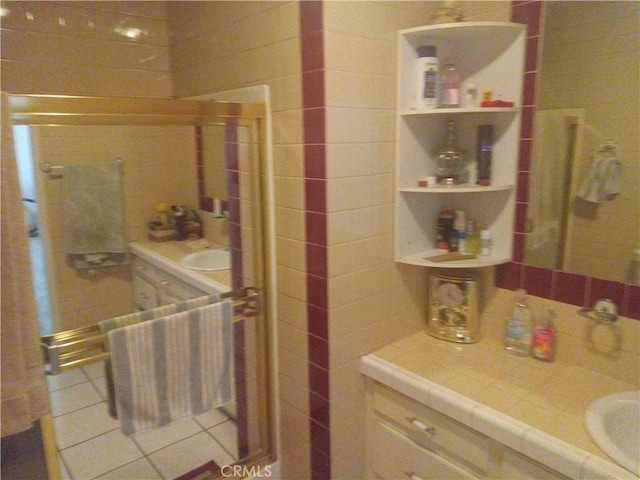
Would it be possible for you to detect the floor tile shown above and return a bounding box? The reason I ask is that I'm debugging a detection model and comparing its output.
[82,362,106,380]
[147,432,231,479]
[94,458,162,480]
[90,377,109,401]
[49,382,103,417]
[208,420,239,460]
[47,369,89,393]
[61,430,143,480]
[54,403,120,449]
[193,407,231,429]
[132,418,202,455]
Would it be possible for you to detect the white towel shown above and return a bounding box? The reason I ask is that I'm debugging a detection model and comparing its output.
[108,300,233,435]
[577,156,623,203]
[98,294,220,418]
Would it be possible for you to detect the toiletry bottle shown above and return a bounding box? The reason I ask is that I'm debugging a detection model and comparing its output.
[453,210,466,253]
[465,219,480,255]
[155,202,169,225]
[476,125,493,186]
[504,289,533,356]
[480,229,491,256]
[416,46,439,109]
[436,208,454,250]
[533,307,556,361]
[438,57,460,107]
[172,205,186,240]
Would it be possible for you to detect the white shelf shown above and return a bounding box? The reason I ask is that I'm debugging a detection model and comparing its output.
[400,107,519,116]
[397,250,510,269]
[400,184,514,194]
[394,22,526,269]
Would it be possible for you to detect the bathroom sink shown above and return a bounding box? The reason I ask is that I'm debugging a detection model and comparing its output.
[179,248,230,272]
[585,391,640,475]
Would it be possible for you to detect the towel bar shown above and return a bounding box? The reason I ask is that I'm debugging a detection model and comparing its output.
[41,288,260,375]
[40,158,123,177]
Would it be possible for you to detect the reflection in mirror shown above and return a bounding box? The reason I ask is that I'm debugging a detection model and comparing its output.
[524,1,640,285]
[197,125,228,214]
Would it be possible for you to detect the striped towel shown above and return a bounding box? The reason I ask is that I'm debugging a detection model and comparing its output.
[98,294,219,418]
[108,300,233,435]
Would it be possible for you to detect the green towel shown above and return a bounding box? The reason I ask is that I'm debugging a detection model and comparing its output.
[62,161,129,268]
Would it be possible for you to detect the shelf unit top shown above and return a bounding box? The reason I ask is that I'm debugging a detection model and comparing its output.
[399,21,526,40]
[399,185,514,193]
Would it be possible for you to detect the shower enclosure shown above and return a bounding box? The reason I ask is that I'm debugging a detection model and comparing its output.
[8,93,276,478]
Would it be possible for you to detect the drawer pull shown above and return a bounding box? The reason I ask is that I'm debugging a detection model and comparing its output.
[404,470,424,480]
[406,416,435,434]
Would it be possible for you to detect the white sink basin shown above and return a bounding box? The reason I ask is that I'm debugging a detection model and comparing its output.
[179,248,230,272]
[585,390,640,475]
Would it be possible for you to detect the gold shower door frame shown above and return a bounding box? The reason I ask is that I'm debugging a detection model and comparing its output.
[9,94,276,478]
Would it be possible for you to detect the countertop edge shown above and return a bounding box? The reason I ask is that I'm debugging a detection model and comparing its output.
[360,354,637,480]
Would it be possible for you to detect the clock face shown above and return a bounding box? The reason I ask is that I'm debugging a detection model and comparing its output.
[436,282,465,307]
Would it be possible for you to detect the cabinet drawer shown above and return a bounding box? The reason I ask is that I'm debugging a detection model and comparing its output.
[158,276,207,304]
[373,384,490,476]
[133,257,165,284]
[133,274,158,310]
[370,420,478,480]
[498,447,569,480]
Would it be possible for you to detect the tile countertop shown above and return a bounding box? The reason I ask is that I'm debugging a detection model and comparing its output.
[129,240,231,294]
[361,332,639,480]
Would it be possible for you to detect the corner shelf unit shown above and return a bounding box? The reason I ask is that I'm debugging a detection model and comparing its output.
[395,22,526,269]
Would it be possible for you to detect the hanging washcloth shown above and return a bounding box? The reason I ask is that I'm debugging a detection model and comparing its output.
[577,147,623,203]
[108,300,233,435]
[63,160,129,268]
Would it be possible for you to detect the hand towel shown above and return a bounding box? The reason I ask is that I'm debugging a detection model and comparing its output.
[63,161,129,268]
[108,300,233,435]
[98,294,220,418]
[577,156,623,203]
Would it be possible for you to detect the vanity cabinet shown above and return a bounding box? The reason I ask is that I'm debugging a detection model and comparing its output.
[395,22,526,268]
[132,255,207,310]
[366,383,569,480]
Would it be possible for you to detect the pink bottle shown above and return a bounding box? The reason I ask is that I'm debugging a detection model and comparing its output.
[532,308,555,361]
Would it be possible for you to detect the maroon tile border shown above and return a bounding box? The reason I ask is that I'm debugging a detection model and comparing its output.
[501,1,639,321]
[300,1,331,479]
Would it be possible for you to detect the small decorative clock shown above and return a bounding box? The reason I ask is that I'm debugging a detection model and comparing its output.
[428,273,479,343]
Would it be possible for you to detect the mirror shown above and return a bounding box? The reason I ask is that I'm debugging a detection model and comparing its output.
[197,124,228,215]
[524,1,639,285]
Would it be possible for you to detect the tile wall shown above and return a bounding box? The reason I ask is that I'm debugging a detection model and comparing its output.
[31,125,198,331]
[0,1,172,98]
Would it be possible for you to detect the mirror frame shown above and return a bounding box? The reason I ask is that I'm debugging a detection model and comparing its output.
[499,1,639,320]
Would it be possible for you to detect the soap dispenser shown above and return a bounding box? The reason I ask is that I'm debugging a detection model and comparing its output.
[504,289,532,356]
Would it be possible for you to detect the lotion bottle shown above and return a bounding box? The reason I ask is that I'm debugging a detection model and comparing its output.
[532,307,556,361]
[416,46,439,109]
[504,289,532,356]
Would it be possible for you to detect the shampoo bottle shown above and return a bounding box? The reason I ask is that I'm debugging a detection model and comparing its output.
[504,289,532,356]
[416,46,439,109]
[533,307,556,361]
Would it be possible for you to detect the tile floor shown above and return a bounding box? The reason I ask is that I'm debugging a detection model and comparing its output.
[48,362,237,480]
